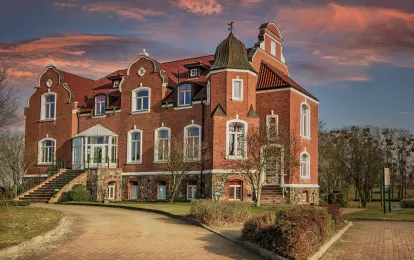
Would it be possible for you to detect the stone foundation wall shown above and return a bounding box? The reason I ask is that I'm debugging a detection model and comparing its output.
[211,173,253,202]
[287,187,319,205]
[87,168,123,202]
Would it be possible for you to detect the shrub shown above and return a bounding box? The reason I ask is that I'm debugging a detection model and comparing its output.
[68,184,91,202]
[335,194,348,208]
[189,199,251,226]
[401,199,414,208]
[327,193,335,204]
[327,204,343,226]
[0,200,31,206]
[241,207,335,260]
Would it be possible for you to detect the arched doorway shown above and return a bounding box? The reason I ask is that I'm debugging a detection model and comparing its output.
[108,181,115,200]
[130,181,138,200]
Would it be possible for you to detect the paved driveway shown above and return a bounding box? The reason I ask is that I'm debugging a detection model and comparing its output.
[322,221,414,260]
[6,204,261,260]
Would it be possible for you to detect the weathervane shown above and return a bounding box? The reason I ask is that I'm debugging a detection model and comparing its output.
[228,22,234,32]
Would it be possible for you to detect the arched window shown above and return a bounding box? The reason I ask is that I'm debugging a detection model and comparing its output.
[127,130,142,163]
[154,127,170,162]
[132,88,150,113]
[300,152,310,179]
[108,181,115,200]
[95,95,106,116]
[226,120,247,159]
[301,103,310,138]
[266,114,278,140]
[228,180,242,200]
[178,84,191,106]
[38,138,56,165]
[41,93,56,120]
[187,181,197,200]
[157,181,167,200]
[184,124,201,161]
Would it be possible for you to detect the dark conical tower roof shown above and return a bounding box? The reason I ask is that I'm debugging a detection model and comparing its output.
[210,32,256,72]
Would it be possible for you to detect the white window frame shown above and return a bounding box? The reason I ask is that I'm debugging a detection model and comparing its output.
[95,95,106,116]
[127,129,143,164]
[229,182,242,201]
[113,80,120,88]
[232,79,243,101]
[187,183,197,200]
[190,68,198,77]
[178,84,192,106]
[300,102,311,139]
[108,182,115,200]
[157,182,167,200]
[206,81,211,104]
[266,114,279,139]
[226,119,248,160]
[131,87,151,113]
[154,127,171,162]
[300,151,310,179]
[40,92,56,121]
[38,138,56,165]
[184,124,201,161]
[271,41,276,56]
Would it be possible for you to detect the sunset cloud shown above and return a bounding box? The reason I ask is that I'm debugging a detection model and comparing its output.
[172,0,222,15]
[82,2,164,21]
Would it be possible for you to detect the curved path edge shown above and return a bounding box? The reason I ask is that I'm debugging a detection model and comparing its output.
[0,214,67,258]
[57,202,284,260]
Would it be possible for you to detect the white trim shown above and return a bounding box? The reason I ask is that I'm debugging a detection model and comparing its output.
[264,31,282,45]
[284,184,319,188]
[271,41,276,56]
[226,119,248,160]
[256,87,319,104]
[94,95,106,116]
[250,48,288,75]
[173,105,193,110]
[300,151,310,179]
[206,81,211,104]
[206,68,257,78]
[190,68,198,77]
[122,169,256,176]
[232,78,244,101]
[131,87,151,113]
[266,114,279,137]
[40,92,57,121]
[187,182,197,200]
[91,115,106,119]
[127,129,143,164]
[38,137,56,165]
[264,22,283,40]
[108,182,115,200]
[127,56,157,76]
[184,123,201,161]
[177,83,192,106]
[300,102,311,139]
[154,126,171,162]
[23,174,49,178]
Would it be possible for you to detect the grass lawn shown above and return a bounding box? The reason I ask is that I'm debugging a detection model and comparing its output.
[112,201,298,217]
[343,201,414,220]
[0,206,64,249]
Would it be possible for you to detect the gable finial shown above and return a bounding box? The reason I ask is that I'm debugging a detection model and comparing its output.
[228,22,234,33]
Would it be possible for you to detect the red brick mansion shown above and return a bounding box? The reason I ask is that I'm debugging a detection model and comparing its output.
[24,22,319,204]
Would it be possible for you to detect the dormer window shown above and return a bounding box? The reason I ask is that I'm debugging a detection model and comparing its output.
[113,80,120,88]
[178,84,191,106]
[95,95,106,116]
[190,68,198,77]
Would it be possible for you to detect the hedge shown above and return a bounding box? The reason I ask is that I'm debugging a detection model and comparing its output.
[0,200,31,206]
[68,184,91,202]
[189,199,251,226]
[401,199,414,208]
[241,207,339,260]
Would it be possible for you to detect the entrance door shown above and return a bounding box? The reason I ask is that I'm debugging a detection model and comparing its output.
[72,137,84,170]
[130,182,138,200]
[108,182,115,200]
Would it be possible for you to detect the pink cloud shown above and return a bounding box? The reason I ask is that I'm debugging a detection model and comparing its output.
[82,2,164,21]
[171,0,222,15]
[52,1,77,8]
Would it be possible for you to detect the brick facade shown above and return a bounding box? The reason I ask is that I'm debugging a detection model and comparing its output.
[24,22,319,204]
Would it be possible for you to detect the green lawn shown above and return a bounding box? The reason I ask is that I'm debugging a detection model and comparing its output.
[112,201,299,217]
[343,201,414,220]
[0,206,64,249]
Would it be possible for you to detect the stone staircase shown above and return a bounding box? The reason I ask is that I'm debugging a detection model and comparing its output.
[19,170,84,203]
[261,185,286,204]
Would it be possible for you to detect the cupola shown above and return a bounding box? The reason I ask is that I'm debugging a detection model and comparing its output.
[209,32,255,73]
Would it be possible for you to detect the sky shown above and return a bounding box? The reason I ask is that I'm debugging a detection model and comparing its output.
[1,0,414,132]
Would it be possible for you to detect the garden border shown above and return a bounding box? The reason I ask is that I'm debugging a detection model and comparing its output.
[0,215,66,258]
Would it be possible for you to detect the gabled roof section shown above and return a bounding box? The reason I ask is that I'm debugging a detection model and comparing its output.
[74,124,118,137]
[211,103,226,117]
[257,62,318,101]
[59,71,95,106]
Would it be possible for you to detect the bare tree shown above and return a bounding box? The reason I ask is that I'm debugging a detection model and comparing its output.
[224,123,300,207]
[0,132,36,197]
[161,134,209,203]
[0,61,18,130]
